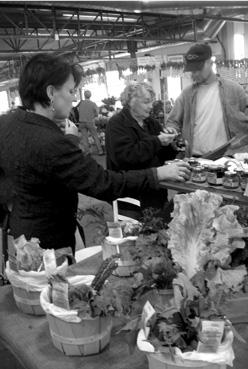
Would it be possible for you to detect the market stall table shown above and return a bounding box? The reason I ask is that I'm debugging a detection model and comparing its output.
[160,179,248,206]
[0,250,147,369]
[2,247,248,369]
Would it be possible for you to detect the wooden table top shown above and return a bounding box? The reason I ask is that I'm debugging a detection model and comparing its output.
[160,180,248,206]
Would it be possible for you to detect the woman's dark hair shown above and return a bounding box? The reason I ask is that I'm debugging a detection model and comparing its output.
[19,53,82,110]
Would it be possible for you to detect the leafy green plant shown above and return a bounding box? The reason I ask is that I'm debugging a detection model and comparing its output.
[101,96,117,106]
[126,208,177,291]
[49,256,125,318]
[118,264,242,357]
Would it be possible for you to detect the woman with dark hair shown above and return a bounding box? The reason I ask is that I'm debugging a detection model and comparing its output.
[0,53,190,253]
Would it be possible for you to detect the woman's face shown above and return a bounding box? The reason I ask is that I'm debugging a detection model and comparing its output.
[52,74,78,120]
[130,87,153,120]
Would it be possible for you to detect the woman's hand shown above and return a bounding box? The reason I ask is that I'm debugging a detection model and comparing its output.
[158,131,177,146]
[156,161,191,182]
[64,119,79,136]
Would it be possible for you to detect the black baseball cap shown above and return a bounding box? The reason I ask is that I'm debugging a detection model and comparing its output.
[184,43,212,72]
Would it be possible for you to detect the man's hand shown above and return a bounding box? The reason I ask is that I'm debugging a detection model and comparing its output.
[156,161,191,182]
[163,127,178,135]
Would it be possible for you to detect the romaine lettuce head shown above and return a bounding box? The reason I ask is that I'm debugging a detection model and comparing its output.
[168,190,244,279]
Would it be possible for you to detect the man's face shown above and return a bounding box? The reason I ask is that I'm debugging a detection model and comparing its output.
[190,59,213,83]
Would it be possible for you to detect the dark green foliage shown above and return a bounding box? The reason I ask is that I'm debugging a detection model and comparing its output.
[129,207,178,291]
[140,207,167,234]
[229,205,248,267]
[91,255,119,292]
[101,96,117,107]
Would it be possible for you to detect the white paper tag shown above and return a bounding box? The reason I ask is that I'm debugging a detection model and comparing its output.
[141,301,156,338]
[244,182,248,197]
[197,320,225,353]
[43,249,57,276]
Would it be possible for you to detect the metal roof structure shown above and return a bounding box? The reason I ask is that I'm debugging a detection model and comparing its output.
[0,1,247,81]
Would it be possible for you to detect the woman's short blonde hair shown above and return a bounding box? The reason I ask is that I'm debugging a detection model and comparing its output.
[120,82,155,107]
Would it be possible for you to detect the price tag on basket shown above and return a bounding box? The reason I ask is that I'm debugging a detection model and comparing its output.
[141,301,156,338]
[244,182,248,197]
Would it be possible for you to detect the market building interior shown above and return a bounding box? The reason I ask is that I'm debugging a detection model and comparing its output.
[1,1,248,369]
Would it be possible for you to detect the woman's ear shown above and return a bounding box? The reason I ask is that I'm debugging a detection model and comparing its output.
[46,85,55,101]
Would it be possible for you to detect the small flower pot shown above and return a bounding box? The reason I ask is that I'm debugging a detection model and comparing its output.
[102,237,138,277]
[220,292,248,321]
[138,289,174,310]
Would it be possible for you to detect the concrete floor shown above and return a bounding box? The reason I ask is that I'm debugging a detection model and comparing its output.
[1,153,248,368]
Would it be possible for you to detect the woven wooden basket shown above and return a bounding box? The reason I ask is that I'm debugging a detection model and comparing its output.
[47,313,112,356]
[12,285,45,316]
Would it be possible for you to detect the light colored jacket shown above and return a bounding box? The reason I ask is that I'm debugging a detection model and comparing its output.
[166,76,248,156]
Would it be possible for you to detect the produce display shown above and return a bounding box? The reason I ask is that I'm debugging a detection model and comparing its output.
[168,190,245,278]
[15,235,44,272]
[7,186,248,364]
[13,234,75,272]
[119,190,248,360]
[48,255,121,318]
[184,156,248,192]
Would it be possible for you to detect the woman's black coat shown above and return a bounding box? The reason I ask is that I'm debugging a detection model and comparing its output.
[105,107,176,210]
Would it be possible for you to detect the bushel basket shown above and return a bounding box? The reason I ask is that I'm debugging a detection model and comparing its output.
[40,276,112,356]
[5,262,46,316]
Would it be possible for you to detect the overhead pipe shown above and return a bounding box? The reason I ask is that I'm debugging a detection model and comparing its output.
[201,19,226,40]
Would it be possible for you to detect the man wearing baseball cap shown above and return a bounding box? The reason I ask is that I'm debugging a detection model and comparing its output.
[165,42,248,157]
[184,43,212,74]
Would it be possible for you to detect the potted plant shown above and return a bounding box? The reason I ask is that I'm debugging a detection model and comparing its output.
[167,190,248,320]
[128,208,177,305]
[137,274,236,369]
[119,190,248,363]
[5,235,71,315]
[40,255,135,356]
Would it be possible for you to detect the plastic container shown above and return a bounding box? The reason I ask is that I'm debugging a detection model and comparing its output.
[102,236,138,277]
[240,171,248,191]
[223,171,239,189]
[137,288,174,309]
[207,165,225,186]
[146,352,226,369]
[191,166,207,183]
[188,158,199,168]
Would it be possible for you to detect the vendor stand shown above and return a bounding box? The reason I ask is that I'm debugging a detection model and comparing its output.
[0,251,147,369]
[160,179,248,206]
[161,155,248,206]
[1,233,248,369]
